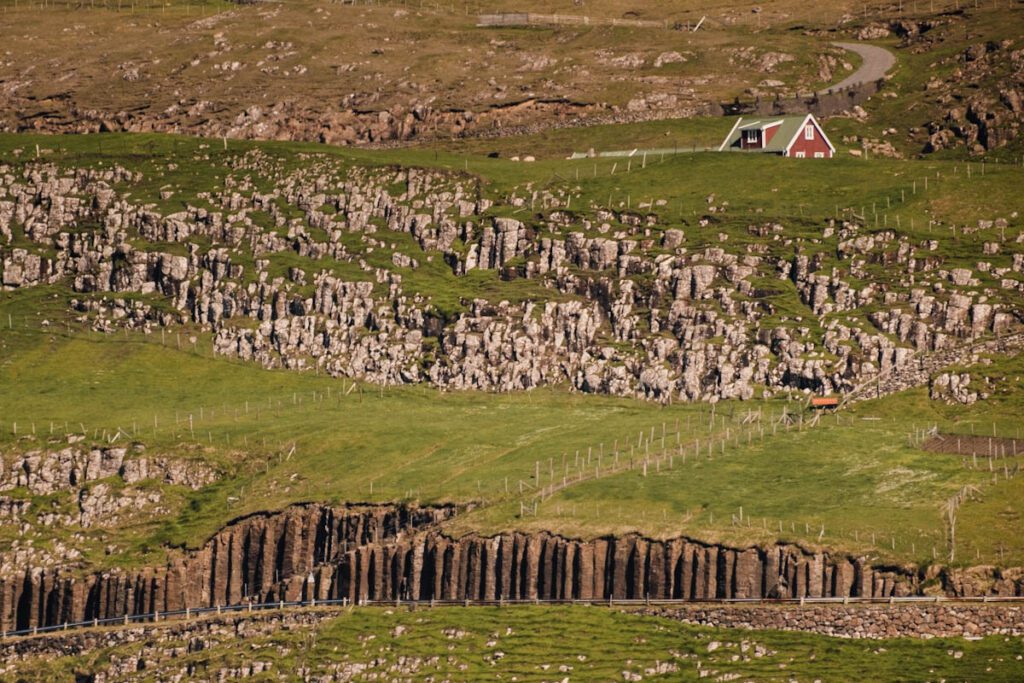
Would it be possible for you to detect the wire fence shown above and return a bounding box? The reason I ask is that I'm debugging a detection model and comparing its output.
[5,594,1024,640]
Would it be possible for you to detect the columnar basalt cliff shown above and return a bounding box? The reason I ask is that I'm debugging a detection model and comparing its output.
[4,504,1021,633]
[0,504,453,633]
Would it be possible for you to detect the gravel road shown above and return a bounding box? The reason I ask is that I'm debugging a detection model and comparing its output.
[823,42,896,93]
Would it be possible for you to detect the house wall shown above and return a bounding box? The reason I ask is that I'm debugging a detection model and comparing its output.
[763,126,780,146]
[739,130,761,150]
[787,123,833,158]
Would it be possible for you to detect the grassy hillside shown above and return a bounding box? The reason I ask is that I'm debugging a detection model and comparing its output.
[2,0,1021,160]
[9,606,1024,682]
[1,130,1022,575]
[0,0,859,135]
[2,278,1023,569]
[1,0,1019,163]
[4,131,1021,236]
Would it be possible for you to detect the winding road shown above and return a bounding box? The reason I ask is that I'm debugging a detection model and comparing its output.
[822,42,897,94]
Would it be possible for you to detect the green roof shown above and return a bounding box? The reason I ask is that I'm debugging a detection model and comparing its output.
[719,115,813,153]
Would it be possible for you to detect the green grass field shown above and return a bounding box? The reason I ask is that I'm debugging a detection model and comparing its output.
[1,128,1023,572]
[2,278,1023,569]
[1,0,1023,574]
[5,131,1021,253]
[10,606,1024,682]
[2,0,1024,674]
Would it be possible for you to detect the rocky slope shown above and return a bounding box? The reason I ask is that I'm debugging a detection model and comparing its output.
[2,153,1021,405]
[856,15,1024,155]
[0,443,220,576]
[923,38,1024,154]
[0,4,813,147]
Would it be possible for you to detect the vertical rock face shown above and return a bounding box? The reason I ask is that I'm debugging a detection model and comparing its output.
[0,504,453,633]
[3,503,1020,633]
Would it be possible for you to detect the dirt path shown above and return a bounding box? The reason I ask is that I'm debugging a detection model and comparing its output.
[823,42,897,93]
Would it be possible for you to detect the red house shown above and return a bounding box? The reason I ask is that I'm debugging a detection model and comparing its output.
[718,113,835,158]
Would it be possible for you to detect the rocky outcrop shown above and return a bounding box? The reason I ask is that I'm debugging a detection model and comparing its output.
[4,503,1022,634]
[2,156,1020,404]
[929,372,979,405]
[0,446,220,547]
[2,89,718,149]
[923,40,1024,154]
[0,609,334,680]
[0,446,216,496]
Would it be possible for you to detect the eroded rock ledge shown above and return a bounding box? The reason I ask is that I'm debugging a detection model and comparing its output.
[3,503,1023,633]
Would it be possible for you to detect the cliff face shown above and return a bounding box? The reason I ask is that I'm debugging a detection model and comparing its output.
[0,503,921,633]
[0,504,452,633]
[3,503,1022,633]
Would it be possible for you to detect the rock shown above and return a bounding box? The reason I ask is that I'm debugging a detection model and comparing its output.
[929,372,978,405]
[654,51,687,68]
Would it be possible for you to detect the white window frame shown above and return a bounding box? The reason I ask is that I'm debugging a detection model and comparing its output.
[744,130,759,144]
[804,125,814,140]
[814,151,825,159]
[795,151,806,158]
